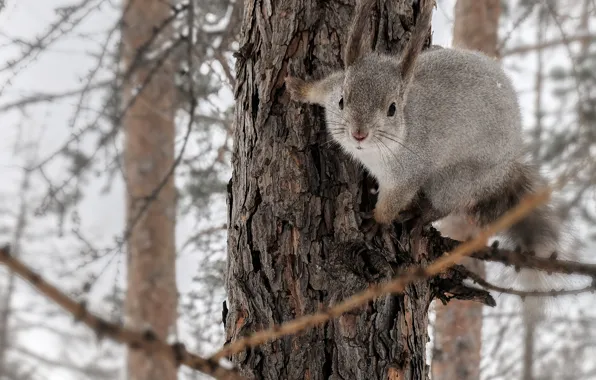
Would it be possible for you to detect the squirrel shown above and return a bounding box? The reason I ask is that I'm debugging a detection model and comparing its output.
[285,0,573,321]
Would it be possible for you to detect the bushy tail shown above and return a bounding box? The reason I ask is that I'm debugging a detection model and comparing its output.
[477,161,575,322]
[501,199,561,322]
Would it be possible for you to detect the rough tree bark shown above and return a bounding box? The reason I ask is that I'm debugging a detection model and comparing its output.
[122,1,178,380]
[223,1,483,379]
[431,1,500,380]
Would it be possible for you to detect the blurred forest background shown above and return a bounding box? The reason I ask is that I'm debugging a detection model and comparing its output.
[0,0,594,379]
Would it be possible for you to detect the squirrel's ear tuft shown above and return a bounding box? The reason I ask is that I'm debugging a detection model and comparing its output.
[285,76,310,103]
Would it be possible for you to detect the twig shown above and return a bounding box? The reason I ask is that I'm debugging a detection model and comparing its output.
[210,188,552,361]
[543,1,586,100]
[461,266,596,298]
[469,246,596,278]
[501,34,596,56]
[0,81,110,112]
[496,1,536,54]
[0,245,245,380]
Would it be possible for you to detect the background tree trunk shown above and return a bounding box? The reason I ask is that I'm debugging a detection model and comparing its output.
[122,1,178,380]
[431,1,500,380]
[452,0,500,57]
[225,1,439,379]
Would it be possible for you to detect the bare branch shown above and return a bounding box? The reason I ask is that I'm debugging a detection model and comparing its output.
[0,245,244,380]
[0,81,110,113]
[461,266,595,298]
[502,34,596,56]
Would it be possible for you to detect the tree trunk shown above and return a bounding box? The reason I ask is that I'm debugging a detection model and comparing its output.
[122,1,178,380]
[432,0,500,380]
[452,0,500,57]
[224,1,438,379]
[431,2,500,380]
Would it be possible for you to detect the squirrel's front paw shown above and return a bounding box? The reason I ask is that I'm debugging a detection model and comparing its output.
[374,186,419,225]
[373,191,403,224]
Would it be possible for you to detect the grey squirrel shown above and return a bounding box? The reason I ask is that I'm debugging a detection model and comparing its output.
[285,0,572,320]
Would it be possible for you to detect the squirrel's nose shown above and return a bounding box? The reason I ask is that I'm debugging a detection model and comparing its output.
[352,130,368,142]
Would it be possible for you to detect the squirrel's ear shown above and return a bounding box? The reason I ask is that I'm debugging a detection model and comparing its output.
[286,72,344,107]
[344,0,377,67]
[285,77,312,103]
[398,0,434,97]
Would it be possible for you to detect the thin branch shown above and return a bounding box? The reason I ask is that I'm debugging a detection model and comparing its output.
[501,34,596,56]
[544,1,586,99]
[0,81,110,113]
[11,345,118,379]
[461,266,596,298]
[0,0,100,73]
[468,244,596,278]
[497,2,537,54]
[0,245,244,380]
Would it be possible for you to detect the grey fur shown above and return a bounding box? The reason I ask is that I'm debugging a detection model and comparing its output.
[286,0,567,320]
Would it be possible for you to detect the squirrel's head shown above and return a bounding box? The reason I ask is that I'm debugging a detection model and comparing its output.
[286,55,409,152]
[286,0,433,152]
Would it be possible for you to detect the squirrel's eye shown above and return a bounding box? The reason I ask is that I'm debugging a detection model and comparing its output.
[339,97,344,110]
[387,102,396,117]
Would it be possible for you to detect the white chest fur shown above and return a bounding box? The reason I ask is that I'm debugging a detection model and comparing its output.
[345,146,397,187]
